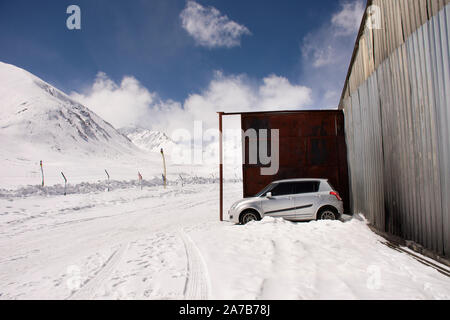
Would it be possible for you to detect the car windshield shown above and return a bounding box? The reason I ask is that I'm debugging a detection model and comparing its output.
[255,183,275,197]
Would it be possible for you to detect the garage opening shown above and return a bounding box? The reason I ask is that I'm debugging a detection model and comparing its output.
[218,110,350,221]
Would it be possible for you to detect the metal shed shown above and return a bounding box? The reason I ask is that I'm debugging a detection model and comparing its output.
[340,0,449,258]
[218,110,350,221]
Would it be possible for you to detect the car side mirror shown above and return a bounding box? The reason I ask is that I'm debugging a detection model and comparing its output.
[266,192,273,199]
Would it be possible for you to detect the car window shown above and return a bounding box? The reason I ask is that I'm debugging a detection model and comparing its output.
[326,180,335,190]
[270,183,294,196]
[255,184,275,197]
[293,181,320,194]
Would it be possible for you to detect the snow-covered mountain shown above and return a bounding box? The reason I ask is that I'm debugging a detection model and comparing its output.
[0,61,138,159]
[119,127,176,153]
[0,62,225,188]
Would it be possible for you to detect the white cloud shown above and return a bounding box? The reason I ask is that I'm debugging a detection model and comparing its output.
[70,73,156,128]
[71,71,312,134]
[302,0,364,68]
[70,72,184,130]
[259,75,312,109]
[182,72,312,130]
[331,1,365,35]
[300,0,365,108]
[180,1,251,48]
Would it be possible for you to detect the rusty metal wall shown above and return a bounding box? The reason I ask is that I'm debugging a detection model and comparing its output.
[342,3,449,257]
[241,111,350,212]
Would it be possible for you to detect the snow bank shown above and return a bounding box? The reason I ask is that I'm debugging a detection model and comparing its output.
[1,181,448,300]
[0,176,241,198]
[188,217,450,300]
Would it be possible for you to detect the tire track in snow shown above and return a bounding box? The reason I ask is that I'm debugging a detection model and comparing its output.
[0,188,218,278]
[179,230,210,300]
[257,239,277,299]
[68,242,129,300]
[0,197,213,253]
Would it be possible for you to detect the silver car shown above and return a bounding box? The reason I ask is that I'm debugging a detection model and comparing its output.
[229,179,344,224]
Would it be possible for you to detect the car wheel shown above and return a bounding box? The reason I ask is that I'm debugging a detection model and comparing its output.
[318,208,337,220]
[240,211,259,225]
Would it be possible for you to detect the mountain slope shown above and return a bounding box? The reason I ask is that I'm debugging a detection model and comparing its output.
[0,61,138,159]
[119,127,176,153]
[0,62,221,188]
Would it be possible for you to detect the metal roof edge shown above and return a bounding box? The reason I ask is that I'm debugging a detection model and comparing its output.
[338,0,373,110]
[218,109,343,116]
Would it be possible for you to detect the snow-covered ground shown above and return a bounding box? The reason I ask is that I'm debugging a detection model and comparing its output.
[0,181,448,300]
[1,61,449,300]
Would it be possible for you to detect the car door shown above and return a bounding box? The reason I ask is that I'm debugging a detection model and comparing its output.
[291,181,320,220]
[260,182,296,219]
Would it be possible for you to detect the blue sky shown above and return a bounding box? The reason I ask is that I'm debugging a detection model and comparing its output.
[0,0,365,130]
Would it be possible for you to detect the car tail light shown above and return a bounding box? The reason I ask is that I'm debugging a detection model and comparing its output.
[330,191,342,201]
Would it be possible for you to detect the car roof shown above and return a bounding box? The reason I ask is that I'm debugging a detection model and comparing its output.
[271,178,328,184]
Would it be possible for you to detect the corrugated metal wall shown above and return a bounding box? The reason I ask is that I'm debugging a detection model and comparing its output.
[341,0,449,102]
[341,2,449,257]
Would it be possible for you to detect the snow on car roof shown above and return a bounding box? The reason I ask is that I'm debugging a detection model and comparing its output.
[271,178,328,183]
